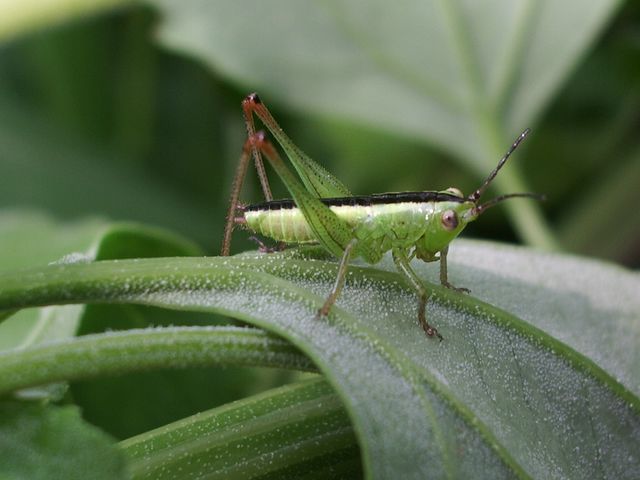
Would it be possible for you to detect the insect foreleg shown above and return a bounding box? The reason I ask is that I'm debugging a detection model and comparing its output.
[393,248,442,341]
[438,246,470,293]
[318,238,358,318]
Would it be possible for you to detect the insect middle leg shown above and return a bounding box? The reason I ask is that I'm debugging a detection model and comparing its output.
[393,248,443,341]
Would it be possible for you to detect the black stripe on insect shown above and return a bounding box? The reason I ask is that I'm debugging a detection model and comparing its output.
[245,191,466,212]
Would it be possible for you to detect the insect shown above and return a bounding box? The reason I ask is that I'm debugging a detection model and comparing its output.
[222,93,543,340]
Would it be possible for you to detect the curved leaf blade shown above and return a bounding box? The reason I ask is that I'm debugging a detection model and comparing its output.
[0,326,313,396]
[0,211,202,351]
[0,242,638,479]
[121,377,361,480]
[151,0,619,159]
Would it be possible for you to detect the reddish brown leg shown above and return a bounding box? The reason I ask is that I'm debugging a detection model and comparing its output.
[222,147,251,256]
[242,93,274,202]
[223,92,341,256]
[241,92,350,199]
[223,129,302,255]
[248,236,286,253]
[221,95,277,256]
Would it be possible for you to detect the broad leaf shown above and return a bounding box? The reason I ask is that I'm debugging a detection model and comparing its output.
[0,210,199,351]
[0,401,126,479]
[0,0,131,43]
[0,240,638,479]
[149,0,621,248]
[0,212,291,439]
[0,102,214,246]
[0,210,108,352]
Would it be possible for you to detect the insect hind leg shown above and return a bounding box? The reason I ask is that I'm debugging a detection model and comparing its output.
[220,96,279,257]
[222,147,249,255]
[242,93,275,202]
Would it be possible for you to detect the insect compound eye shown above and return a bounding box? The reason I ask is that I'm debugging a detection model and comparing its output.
[441,210,459,231]
[444,187,464,198]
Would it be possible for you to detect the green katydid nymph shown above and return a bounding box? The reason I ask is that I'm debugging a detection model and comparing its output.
[222,93,543,340]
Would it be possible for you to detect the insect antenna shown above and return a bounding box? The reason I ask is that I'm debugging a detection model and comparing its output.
[476,192,545,214]
[468,128,531,203]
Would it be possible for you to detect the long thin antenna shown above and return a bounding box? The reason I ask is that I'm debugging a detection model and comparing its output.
[468,128,531,202]
[476,192,545,213]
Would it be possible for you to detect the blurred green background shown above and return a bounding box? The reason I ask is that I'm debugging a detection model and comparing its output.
[1,0,639,267]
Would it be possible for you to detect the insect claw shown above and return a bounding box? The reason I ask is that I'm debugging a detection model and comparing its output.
[248,236,283,253]
[443,282,471,294]
[425,326,444,342]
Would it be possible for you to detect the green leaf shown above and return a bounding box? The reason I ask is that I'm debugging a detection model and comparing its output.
[0,212,291,439]
[148,0,621,249]
[0,100,215,245]
[558,146,640,259]
[0,210,200,351]
[0,210,108,352]
[0,401,126,480]
[0,209,108,271]
[0,326,313,396]
[120,377,361,480]
[0,240,638,478]
[0,0,133,44]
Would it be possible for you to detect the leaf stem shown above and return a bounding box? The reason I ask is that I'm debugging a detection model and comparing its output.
[440,0,560,250]
[0,326,316,396]
[120,377,360,480]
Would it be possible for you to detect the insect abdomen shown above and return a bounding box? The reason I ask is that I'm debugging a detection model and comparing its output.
[244,207,319,243]
[244,201,434,246]
[245,203,379,244]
